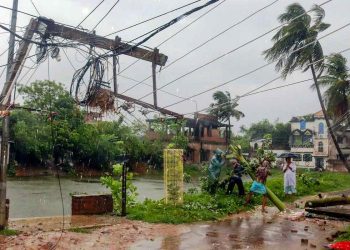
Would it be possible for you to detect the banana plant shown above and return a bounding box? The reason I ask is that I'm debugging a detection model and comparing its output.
[226,145,286,212]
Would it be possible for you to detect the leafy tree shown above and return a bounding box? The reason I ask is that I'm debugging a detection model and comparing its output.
[263,3,350,172]
[272,122,291,149]
[209,91,244,141]
[317,53,350,120]
[245,119,274,140]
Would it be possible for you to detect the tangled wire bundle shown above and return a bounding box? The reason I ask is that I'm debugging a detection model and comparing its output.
[70,57,115,112]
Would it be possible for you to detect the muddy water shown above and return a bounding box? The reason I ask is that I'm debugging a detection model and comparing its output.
[7,175,170,218]
[131,210,346,250]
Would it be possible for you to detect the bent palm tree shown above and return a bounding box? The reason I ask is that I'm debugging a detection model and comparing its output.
[209,91,244,142]
[263,3,350,172]
[317,54,350,121]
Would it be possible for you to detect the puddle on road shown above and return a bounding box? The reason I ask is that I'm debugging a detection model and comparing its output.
[130,209,347,250]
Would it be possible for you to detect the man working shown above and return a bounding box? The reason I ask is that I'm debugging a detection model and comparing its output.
[208,148,225,194]
[226,158,245,196]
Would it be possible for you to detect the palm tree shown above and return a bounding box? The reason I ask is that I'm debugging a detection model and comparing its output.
[209,91,244,142]
[317,54,350,121]
[263,3,350,172]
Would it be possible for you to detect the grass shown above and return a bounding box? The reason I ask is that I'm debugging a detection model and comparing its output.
[336,226,350,242]
[128,191,259,224]
[127,170,350,224]
[68,227,94,234]
[0,228,18,236]
[266,169,350,202]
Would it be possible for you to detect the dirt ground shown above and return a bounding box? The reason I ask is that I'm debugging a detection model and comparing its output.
[0,205,349,250]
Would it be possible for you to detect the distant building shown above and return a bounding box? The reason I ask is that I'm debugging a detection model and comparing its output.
[146,113,229,163]
[289,111,328,168]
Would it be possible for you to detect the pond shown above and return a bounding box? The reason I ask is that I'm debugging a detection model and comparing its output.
[6,175,187,218]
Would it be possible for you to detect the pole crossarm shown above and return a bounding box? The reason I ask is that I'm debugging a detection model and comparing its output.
[41,18,168,66]
[0,18,38,106]
[115,93,183,118]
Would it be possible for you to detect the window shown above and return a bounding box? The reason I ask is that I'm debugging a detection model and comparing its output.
[300,120,306,130]
[293,154,302,161]
[303,154,312,162]
[319,123,324,135]
[318,142,324,152]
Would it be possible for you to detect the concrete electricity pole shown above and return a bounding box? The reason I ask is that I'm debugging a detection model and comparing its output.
[0,0,18,229]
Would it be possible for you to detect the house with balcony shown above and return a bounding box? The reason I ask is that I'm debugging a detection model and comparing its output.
[289,111,328,168]
[146,113,229,163]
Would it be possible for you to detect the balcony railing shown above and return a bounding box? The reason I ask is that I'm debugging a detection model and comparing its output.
[290,144,314,148]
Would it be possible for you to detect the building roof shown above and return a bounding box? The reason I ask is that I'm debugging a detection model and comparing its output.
[314,110,324,119]
[290,111,325,122]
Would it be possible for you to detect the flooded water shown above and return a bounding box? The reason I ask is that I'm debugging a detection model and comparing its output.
[6,175,169,218]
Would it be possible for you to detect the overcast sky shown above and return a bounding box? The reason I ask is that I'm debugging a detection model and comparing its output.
[1,0,349,132]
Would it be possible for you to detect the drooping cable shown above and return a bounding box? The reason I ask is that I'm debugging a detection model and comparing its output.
[137,0,334,101]
[46,56,65,250]
[161,23,350,110]
[117,0,227,86]
[121,0,277,94]
[104,0,204,37]
[182,47,350,117]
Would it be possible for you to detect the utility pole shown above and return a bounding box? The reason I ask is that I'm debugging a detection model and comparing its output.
[152,48,159,108]
[0,0,18,229]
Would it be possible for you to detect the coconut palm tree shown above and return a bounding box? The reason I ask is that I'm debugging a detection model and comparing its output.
[263,3,350,172]
[317,53,350,121]
[209,91,244,142]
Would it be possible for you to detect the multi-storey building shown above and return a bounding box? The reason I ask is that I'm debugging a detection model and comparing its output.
[146,113,229,163]
[289,111,328,168]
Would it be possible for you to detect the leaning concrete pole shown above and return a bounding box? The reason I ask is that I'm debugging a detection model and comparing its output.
[0,0,18,229]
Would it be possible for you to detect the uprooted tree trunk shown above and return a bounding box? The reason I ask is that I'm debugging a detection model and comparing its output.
[226,147,286,212]
[305,196,350,208]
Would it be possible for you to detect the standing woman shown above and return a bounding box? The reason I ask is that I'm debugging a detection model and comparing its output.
[283,155,297,195]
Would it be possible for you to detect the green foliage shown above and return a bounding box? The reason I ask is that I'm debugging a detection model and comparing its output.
[299,173,320,187]
[209,91,244,122]
[0,228,18,236]
[231,135,250,153]
[128,192,257,224]
[263,3,329,78]
[10,80,163,170]
[100,164,138,213]
[266,170,350,201]
[68,227,93,234]
[127,170,350,224]
[336,226,350,242]
[318,53,350,120]
[239,119,290,150]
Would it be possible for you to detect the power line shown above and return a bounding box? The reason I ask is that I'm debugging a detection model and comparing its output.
[30,0,41,16]
[137,0,334,101]
[104,0,204,37]
[76,0,105,28]
[117,0,227,91]
[0,4,36,18]
[121,0,278,94]
[0,4,86,31]
[92,0,120,31]
[182,47,350,117]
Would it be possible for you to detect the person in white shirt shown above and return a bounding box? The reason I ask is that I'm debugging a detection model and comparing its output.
[283,156,297,195]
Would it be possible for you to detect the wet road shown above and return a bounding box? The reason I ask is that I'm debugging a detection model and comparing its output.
[130,208,346,250]
[2,208,348,249]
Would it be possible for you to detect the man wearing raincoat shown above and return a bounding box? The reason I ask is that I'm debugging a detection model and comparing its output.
[208,148,225,194]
